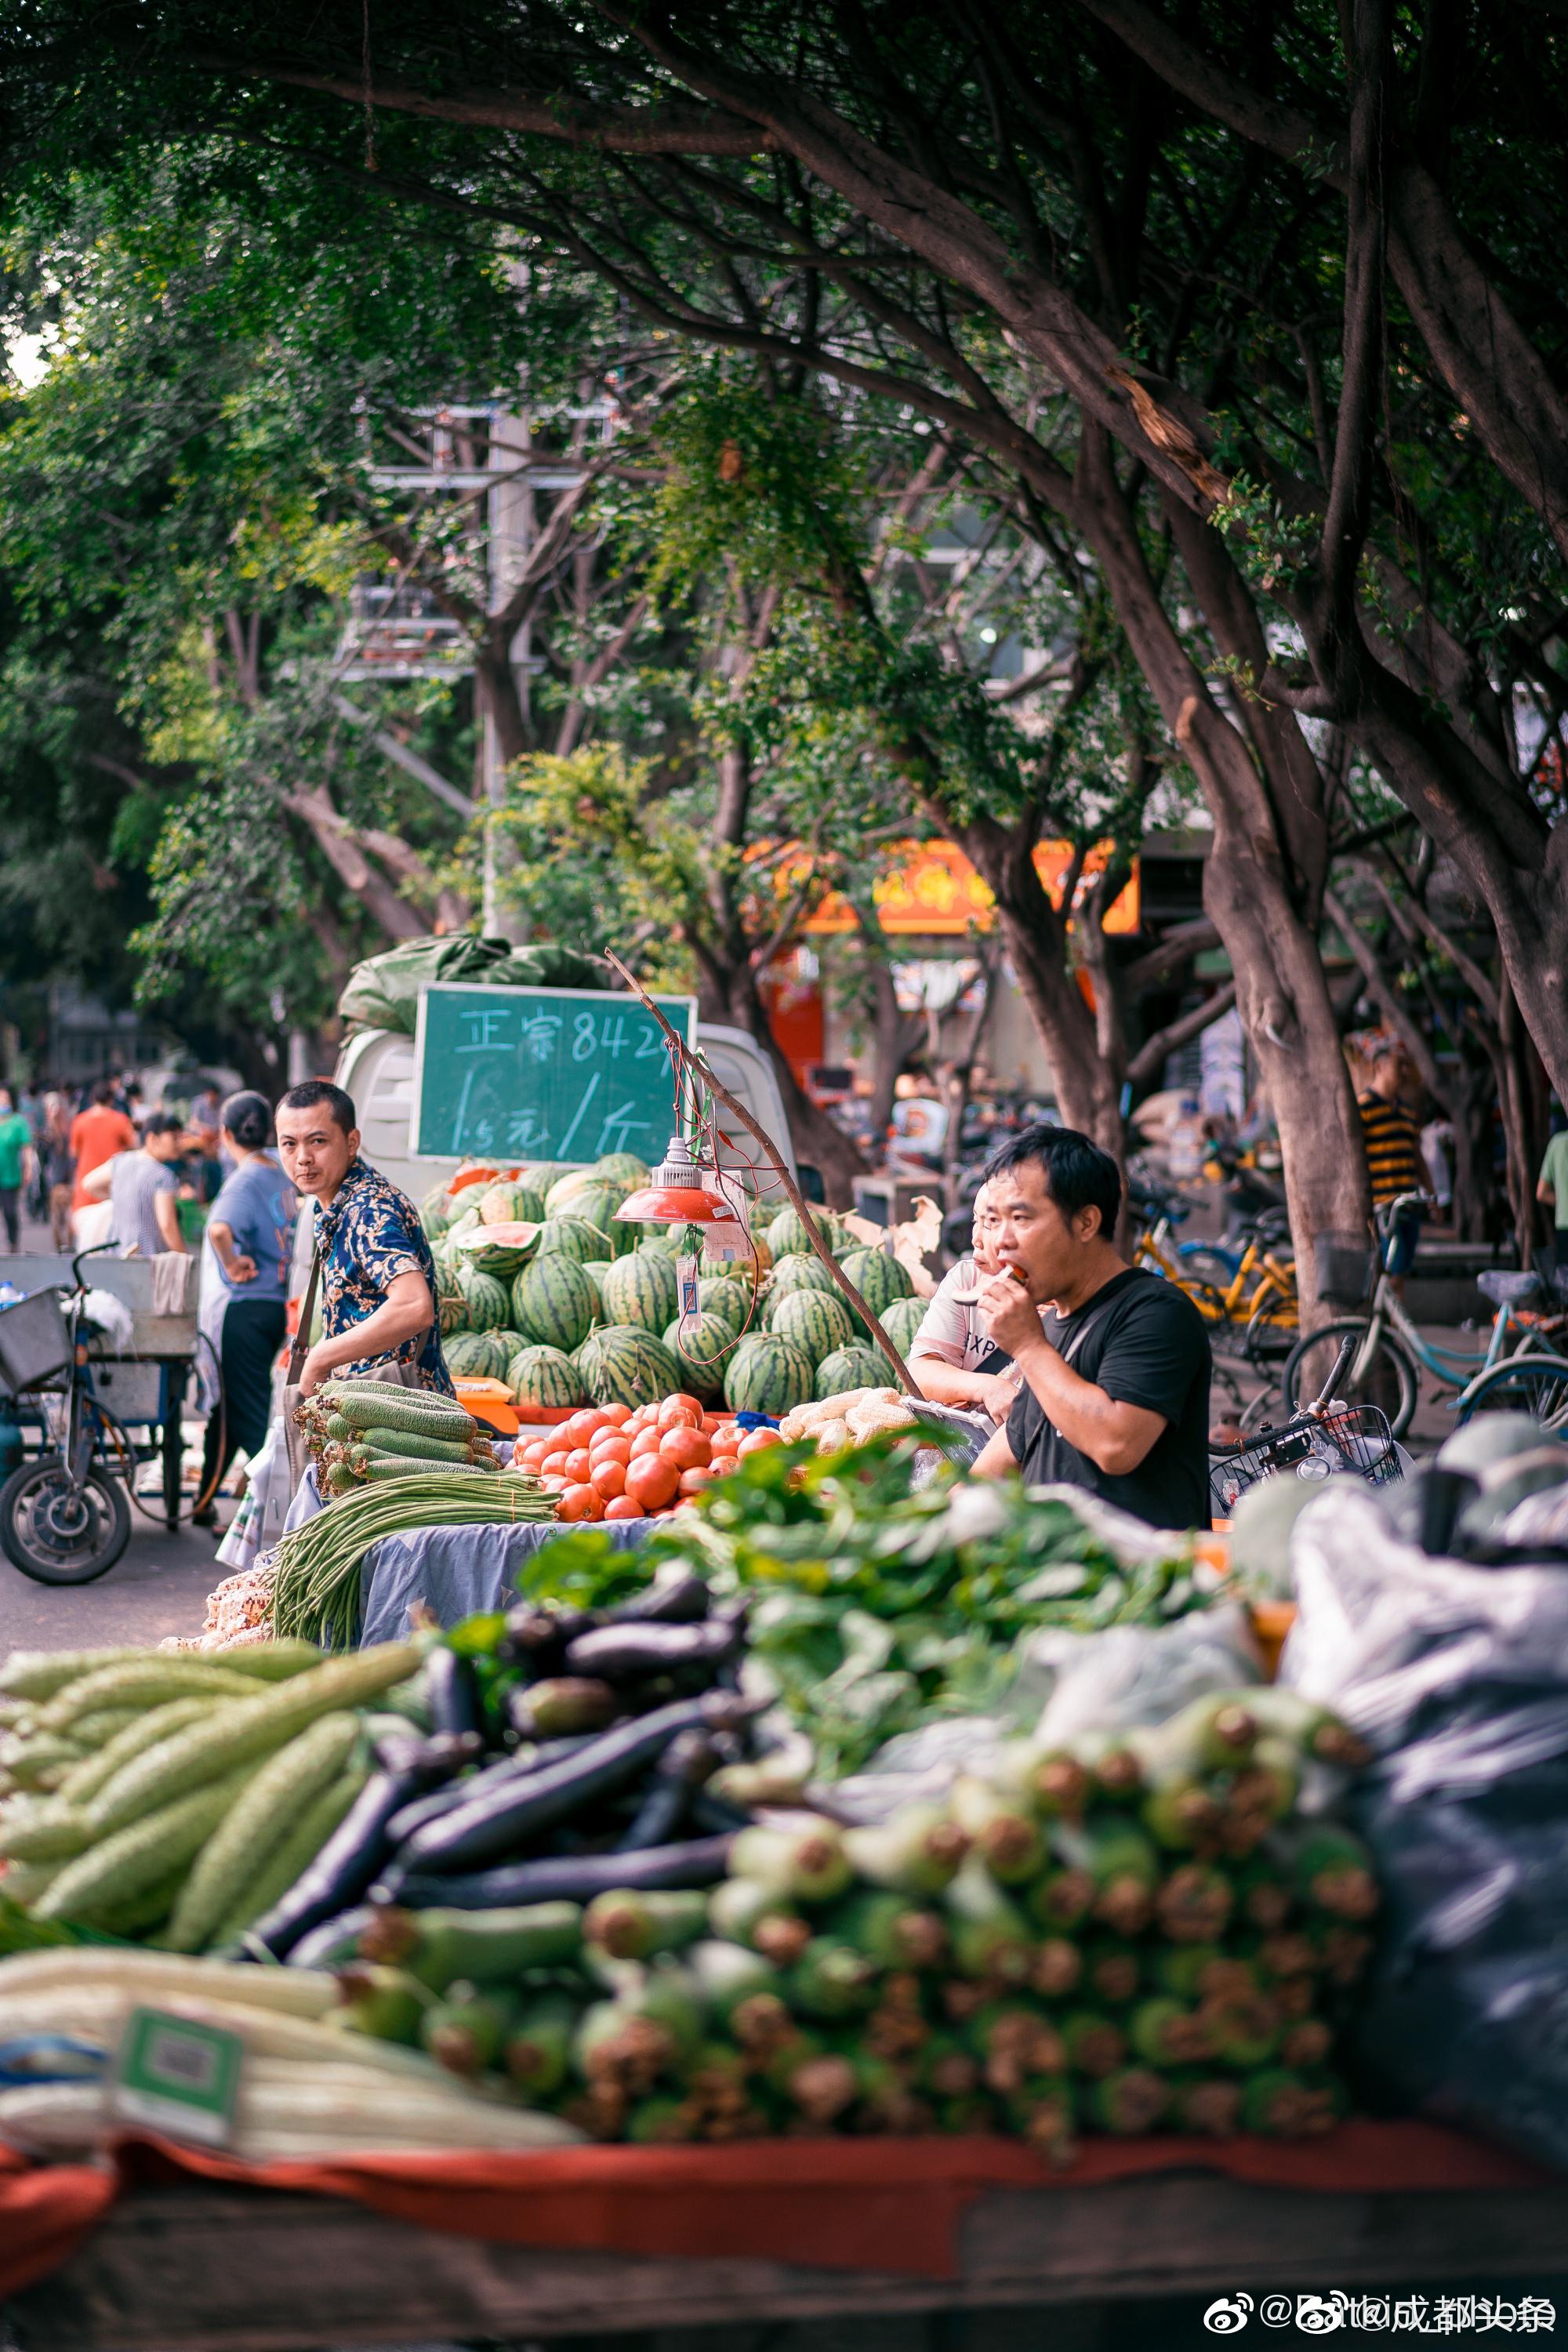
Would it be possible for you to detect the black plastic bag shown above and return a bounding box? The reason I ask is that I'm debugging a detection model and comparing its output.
[1285,1482,1568,2170]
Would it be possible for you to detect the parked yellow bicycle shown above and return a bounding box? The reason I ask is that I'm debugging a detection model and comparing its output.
[1133,1198,1298,1363]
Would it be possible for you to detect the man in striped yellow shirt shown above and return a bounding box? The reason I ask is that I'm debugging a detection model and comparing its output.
[1358,1040,1426,1283]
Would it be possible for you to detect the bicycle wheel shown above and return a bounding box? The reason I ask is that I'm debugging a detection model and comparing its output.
[1180,1246,1241,1287]
[1279,1319,1419,1438]
[1456,1355,1568,1432]
[0,1456,132,1585]
[1242,1288,1299,1366]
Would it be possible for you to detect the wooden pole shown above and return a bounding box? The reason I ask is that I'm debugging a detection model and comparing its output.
[604,952,919,1394]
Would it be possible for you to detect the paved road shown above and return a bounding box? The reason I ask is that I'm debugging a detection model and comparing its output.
[0,1508,224,1652]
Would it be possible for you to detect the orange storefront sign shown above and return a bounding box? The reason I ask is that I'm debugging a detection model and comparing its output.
[800,840,1139,936]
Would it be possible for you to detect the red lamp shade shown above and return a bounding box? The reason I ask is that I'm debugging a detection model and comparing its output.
[615,1138,736,1225]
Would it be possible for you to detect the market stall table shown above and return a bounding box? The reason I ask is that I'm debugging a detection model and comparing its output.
[281,1468,654,1643]
[2,2125,1562,2350]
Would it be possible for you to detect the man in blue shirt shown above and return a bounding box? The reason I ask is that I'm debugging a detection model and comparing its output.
[275,1080,452,1396]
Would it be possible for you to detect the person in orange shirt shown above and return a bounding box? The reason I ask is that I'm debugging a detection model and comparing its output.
[70,1078,136,1214]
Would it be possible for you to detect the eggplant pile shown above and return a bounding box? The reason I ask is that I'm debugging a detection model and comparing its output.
[304,1684,1380,2151]
[254,1568,775,1958]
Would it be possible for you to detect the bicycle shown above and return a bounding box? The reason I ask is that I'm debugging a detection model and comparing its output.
[1277,1192,1568,1439]
[0,1247,135,1584]
[1134,1196,1298,1364]
[1209,1334,1407,1519]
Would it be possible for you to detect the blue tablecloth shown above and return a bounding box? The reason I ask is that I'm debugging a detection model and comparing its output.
[283,1468,652,1644]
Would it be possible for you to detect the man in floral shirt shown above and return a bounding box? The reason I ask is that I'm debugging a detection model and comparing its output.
[274,1081,453,1396]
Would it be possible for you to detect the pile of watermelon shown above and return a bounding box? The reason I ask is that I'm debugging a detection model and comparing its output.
[423,1159,929,1432]
[513,1394,783,1523]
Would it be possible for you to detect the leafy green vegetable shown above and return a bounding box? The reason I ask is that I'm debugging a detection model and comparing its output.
[519,1436,1207,1774]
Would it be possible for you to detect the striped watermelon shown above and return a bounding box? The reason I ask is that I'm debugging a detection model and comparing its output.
[723,1334,815,1416]
[420,1183,455,1240]
[456,1266,512,1333]
[815,1344,896,1400]
[575,1325,683,1410]
[445,1330,509,1380]
[637,1228,685,1260]
[767,1288,856,1363]
[767,1254,838,1302]
[600,1250,679,1333]
[508,1345,584,1409]
[699,1276,752,1332]
[479,1181,544,1226]
[448,1207,481,1242]
[535,1214,613,1265]
[545,1170,615,1219]
[766,1205,836,1260]
[879,1295,927,1355]
[592,1153,651,1189]
[660,1314,736,1402]
[840,1247,916,1316]
[450,1221,539,1280]
[435,1263,467,1338]
[510,1255,597,1353]
[517,1162,572,1196]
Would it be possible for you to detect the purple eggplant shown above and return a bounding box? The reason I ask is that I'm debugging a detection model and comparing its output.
[250,1744,469,1958]
[615,1729,719,1853]
[561,1620,741,1684]
[604,1566,710,1626]
[424,1648,482,1740]
[380,1834,736,1911]
[398,1693,753,1875]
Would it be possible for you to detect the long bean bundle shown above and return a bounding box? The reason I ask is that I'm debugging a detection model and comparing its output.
[270,1474,558,1650]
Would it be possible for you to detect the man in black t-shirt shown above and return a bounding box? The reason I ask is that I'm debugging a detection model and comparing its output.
[971,1125,1212,1530]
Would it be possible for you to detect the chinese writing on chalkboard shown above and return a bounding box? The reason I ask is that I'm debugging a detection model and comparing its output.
[414,987,694,1163]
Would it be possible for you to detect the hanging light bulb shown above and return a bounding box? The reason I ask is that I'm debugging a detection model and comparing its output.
[614,1135,734,1224]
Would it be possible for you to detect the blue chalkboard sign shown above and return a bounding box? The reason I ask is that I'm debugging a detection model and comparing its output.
[410,985,695,1163]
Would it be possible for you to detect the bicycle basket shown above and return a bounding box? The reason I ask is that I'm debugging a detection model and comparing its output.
[0,1289,72,1396]
[1312,1230,1375,1307]
[1209,1402,1403,1519]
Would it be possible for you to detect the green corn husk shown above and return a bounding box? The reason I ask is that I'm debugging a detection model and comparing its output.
[1083,2065,1171,2135]
[1024,1863,1095,1933]
[333,1963,434,2046]
[1281,1826,1381,1922]
[841,1804,968,1896]
[421,1980,518,2078]
[1060,2009,1128,2079]
[728,1821,852,1907]
[1200,1986,1283,2070]
[1002,2076,1076,2159]
[359,1900,583,1991]
[1239,2066,1341,2137]
[1232,1859,1294,1932]
[949,1777,1043,1884]
[825,1887,947,1971]
[1155,1863,1236,1944]
[686,1940,793,2053]
[786,1935,879,2020]
[1127,1996,1214,2069]
[1051,1820,1160,1936]
[626,2092,700,2143]
[916,2034,982,2101]
[504,1993,579,2099]
[1083,1938,1141,2005]
[944,1857,1034,1984]
[967,2001,1067,2095]
[583,1889,708,1963]
[1243,1687,1372,1769]
[764,2032,858,2125]
[707,1878,811,1965]
[1028,1935,1085,2000]
[1167,2073,1243,2137]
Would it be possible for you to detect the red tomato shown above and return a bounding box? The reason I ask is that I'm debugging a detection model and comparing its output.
[604,1493,645,1520]
[699,1413,720,1436]
[557,1482,605,1522]
[564,1410,607,1448]
[708,1425,741,1457]
[598,1400,633,1428]
[539,1474,568,1493]
[563,1447,593,1481]
[626,1403,653,1432]
[657,1392,705,1431]
[590,1456,627,1500]
[678,1465,717,1496]
[625,1452,680,1511]
[519,1439,552,1471]
[540,1449,572,1476]
[738,1428,783,1455]
[589,1432,631,1468]
[629,1425,664,1460]
[659,1425,711,1472]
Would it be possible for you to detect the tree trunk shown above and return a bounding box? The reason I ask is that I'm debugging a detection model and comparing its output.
[1071,436,1369,1320]
[474,634,532,945]
[724,964,866,1207]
